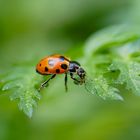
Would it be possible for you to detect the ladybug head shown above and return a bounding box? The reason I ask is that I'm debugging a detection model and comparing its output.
[69,61,86,84]
[77,67,86,79]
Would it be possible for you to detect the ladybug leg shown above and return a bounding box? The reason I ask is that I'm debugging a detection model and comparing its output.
[39,74,56,91]
[64,73,68,92]
[70,73,80,84]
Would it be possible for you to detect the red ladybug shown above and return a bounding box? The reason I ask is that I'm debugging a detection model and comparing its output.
[36,54,86,91]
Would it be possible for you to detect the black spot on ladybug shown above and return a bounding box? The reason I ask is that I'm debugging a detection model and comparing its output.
[40,64,41,66]
[45,67,48,72]
[56,69,60,73]
[61,64,68,70]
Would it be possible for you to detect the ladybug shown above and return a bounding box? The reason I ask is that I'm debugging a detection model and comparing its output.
[36,54,86,91]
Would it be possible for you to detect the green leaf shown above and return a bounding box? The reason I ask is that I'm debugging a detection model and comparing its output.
[0,65,42,118]
[109,60,140,96]
[85,24,140,57]
[84,24,140,99]
[85,76,123,100]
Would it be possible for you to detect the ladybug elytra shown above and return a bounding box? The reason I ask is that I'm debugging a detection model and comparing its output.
[36,54,86,91]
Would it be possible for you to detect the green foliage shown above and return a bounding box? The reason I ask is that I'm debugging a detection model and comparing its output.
[0,65,42,118]
[109,60,140,96]
[85,76,123,100]
[1,25,140,117]
[84,24,140,100]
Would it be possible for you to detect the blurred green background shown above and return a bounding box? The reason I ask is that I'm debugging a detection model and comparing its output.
[1,0,140,140]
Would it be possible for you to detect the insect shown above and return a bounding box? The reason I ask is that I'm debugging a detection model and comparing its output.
[36,54,86,91]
